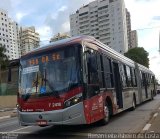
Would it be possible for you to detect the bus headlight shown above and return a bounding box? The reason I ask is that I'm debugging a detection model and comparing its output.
[64,93,83,108]
[16,103,22,111]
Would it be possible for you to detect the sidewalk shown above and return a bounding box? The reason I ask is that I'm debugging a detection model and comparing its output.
[0,108,17,119]
[146,108,160,133]
[142,94,160,133]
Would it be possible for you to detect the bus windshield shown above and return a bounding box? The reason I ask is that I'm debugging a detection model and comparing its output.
[19,45,81,97]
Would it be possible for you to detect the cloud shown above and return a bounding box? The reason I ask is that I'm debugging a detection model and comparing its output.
[1,0,160,81]
[58,6,68,12]
[37,26,52,44]
[125,0,160,29]
[152,16,160,20]
[149,52,160,82]
[43,0,95,36]
[125,0,160,81]
[0,0,12,12]
[15,12,28,22]
[62,21,70,33]
[151,56,158,60]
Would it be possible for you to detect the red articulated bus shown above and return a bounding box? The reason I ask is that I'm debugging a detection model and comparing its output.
[17,36,156,126]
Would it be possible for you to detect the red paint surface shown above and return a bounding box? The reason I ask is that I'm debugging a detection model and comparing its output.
[18,87,83,112]
[83,91,117,124]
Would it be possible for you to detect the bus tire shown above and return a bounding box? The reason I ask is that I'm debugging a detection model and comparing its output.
[99,102,110,125]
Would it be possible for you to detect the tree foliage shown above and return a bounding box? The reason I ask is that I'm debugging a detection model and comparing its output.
[0,44,9,69]
[124,47,149,68]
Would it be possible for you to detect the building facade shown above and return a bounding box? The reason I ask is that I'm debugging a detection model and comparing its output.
[126,8,131,49]
[19,26,40,56]
[70,0,128,54]
[50,33,70,43]
[131,30,138,48]
[0,9,20,60]
[8,19,20,59]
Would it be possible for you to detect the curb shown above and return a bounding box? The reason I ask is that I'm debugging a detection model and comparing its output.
[140,105,160,133]
[0,108,17,120]
[0,108,16,112]
[0,115,11,120]
[0,113,17,120]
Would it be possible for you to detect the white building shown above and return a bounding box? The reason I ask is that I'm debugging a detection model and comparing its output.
[126,8,131,49]
[70,0,128,54]
[19,26,40,56]
[50,33,70,43]
[8,19,20,59]
[131,30,138,48]
[0,9,20,60]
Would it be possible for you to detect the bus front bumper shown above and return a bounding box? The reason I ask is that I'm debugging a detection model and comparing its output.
[17,102,86,126]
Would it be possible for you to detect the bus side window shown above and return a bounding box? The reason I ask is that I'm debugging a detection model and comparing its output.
[126,66,132,87]
[103,56,114,88]
[140,71,143,86]
[119,64,127,88]
[146,74,149,86]
[142,73,148,87]
[131,68,137,87]
[87,50,98,84]
[86,49,100,97]
[97,53,105,88]
[123,65,128,87]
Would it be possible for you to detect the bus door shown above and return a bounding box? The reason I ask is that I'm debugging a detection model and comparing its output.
[85,48,103,123]
[113,62,123,109]
[142,73,148,99]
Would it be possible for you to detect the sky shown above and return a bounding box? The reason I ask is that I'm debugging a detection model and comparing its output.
[0,0,160,82]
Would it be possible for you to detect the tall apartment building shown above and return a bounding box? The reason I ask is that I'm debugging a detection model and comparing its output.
[126,8,131,49]
[19,26,40,55]
[0,9,20,60]
[70,0,128,54]
[8,19,20,59]
[131,30,138,48]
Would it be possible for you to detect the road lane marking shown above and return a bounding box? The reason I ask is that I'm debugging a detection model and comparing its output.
[9,126,32,133]
[143,124,151,131]
[153,113,158,117]
[0,116,10,120]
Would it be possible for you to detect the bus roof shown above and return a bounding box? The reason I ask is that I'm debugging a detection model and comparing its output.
[21,35,154,75]
[21,35,95,58]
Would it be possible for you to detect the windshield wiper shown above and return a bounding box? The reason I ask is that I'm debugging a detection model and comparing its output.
[68,82,78,90]
[46,80,60,98]
[22,93,31,101]
[50,90,60,98]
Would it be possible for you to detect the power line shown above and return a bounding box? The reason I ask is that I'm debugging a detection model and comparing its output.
[135,26,160,31]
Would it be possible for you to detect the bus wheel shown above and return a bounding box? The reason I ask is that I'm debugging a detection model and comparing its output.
[99,102,110,125]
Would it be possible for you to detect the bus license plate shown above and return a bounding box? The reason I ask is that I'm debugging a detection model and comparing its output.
[37,120,47,125]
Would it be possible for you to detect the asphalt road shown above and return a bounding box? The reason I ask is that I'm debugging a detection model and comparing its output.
[0,95,160,139]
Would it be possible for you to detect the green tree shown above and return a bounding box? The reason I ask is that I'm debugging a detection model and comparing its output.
[124,47,149,68]
[0,44,8,69]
